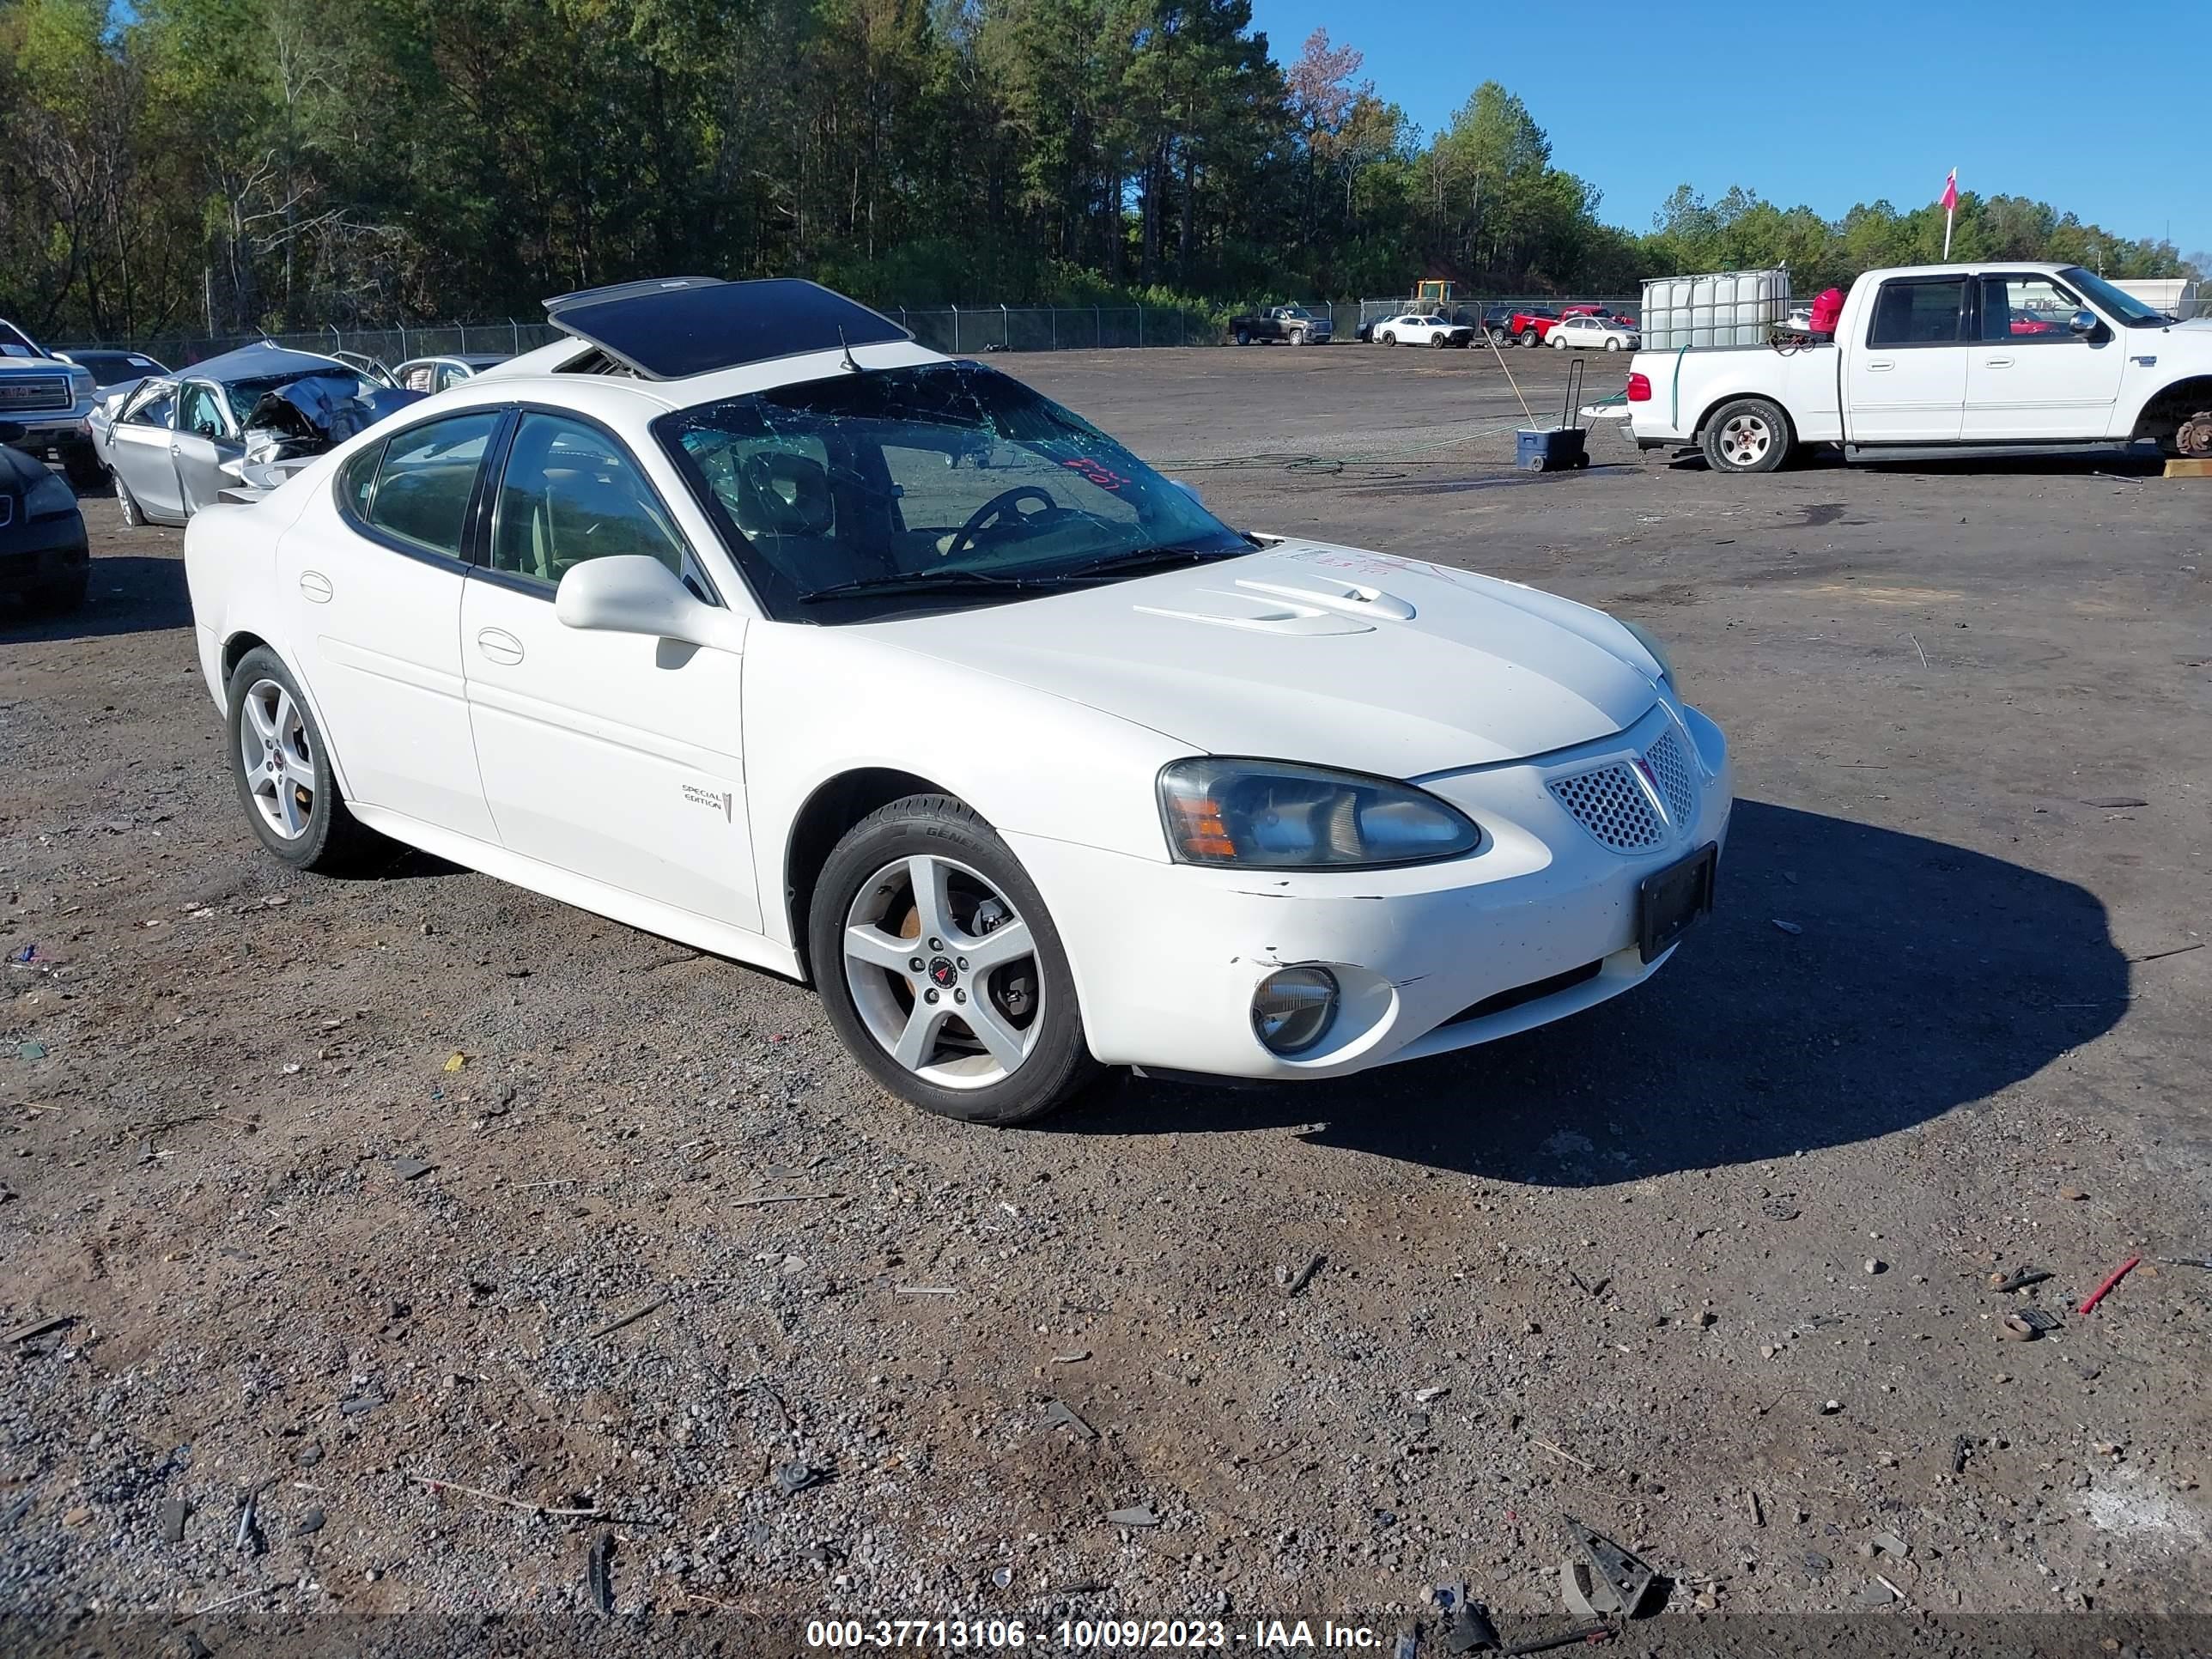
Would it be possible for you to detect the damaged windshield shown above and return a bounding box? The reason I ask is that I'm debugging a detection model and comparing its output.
[655,362,1249,619]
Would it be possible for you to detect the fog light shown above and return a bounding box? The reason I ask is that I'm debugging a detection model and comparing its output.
[1252,966,1340,1055]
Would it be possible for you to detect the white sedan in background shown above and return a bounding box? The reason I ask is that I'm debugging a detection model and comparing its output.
[1373,313,1476,349]
[185,276,1729,1126]
[1551,313,1641,351]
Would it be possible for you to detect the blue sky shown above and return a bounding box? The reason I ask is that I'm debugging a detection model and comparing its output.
[1248,0,2209,260]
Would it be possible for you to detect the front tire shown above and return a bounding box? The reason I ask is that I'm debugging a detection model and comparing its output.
[810,795,1099,1126]
[63,443,104,491]
[115,472,144,527]
[1701,397,1793,474]
[1605,337,1623,352]
[224,647,376,872]
[1288,329,1306,346]
[1381,331,1396,346]
[1431,333,1448,349]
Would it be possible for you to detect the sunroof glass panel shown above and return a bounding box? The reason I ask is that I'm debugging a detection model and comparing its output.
[548,278,911,380]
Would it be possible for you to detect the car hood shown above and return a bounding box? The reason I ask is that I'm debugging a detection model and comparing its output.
[875,540,1663,776]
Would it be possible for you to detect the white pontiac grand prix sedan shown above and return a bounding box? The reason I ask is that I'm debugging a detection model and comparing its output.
[185,276,1731,1125]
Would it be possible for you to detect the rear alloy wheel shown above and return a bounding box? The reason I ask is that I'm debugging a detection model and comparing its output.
[224,647,376,871]
[1487,327,1508,346]
[1702,397,1793,474]
[811,795,1098,1125]
[1518,329,1537,348]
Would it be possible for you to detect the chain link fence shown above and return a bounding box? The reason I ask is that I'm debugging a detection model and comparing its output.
[51,293,1656,367]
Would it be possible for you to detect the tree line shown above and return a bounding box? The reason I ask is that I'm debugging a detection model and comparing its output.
[1,0,2196,346]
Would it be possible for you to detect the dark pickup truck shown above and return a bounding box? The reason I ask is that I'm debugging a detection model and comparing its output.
[1228,305,1334,346]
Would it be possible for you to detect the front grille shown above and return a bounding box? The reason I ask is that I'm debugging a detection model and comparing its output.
[1644,728,1698,823]
[1442,959,1604,1027]
[1550,763,1664,851]
[0,377,71,413]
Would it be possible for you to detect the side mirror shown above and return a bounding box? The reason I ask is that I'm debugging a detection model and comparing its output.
[555,556,744,653]
[2069,309,2100,335]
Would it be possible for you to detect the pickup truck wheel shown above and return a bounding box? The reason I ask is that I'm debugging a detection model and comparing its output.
[1703,397,1792,474]
[1516,329,1537,347]
[1288,328,1306,346]
[1234,328,1251,346]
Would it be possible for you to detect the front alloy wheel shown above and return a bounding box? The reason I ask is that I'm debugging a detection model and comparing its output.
[811,795,1098,1124]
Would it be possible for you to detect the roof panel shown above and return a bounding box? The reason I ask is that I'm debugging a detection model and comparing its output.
[543,277,912,381]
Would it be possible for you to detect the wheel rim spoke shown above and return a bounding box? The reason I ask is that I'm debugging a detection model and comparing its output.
[892,1002,951,1071]
[244,693,278,745]
[962,916,1032,972]
[906,854,954,943]
[844,924,916,975]
[963,999,1030,1071]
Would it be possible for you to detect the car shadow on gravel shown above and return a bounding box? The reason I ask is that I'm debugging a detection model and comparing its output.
[0,554,191,641]
[1057,799,2130,1184]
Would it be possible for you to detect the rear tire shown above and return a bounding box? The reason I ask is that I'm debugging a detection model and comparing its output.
[1235,328,1251,347]
[224,647,378,872]
[810,795,1100,1126]
[1701,397,1793,474]
[1517,329,1537,348]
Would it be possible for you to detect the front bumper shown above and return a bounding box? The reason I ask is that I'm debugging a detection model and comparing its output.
[1,410,96,456]
[1014,700,1731,1081]
[0,510,90,597]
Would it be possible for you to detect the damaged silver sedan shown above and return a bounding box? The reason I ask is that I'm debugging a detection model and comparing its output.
[106,342,422,526]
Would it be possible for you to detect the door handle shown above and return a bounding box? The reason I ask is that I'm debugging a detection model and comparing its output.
[1864,360,1894,372]
[476,627,525,665]
[1984,356,2014,368]
[299,570,333,605]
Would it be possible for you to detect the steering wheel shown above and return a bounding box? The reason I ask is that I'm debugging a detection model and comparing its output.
[945,485,1060,561]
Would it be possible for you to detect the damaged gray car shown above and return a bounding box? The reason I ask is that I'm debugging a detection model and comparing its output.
[106,341,422,526]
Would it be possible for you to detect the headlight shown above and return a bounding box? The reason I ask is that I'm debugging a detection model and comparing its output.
[67,367,94,401]
[1159,758,1480,869]
[1620,618,1676,692]
[24,471,77,520]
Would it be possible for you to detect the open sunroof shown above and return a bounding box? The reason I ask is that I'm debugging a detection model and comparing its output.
[542,276,913,381]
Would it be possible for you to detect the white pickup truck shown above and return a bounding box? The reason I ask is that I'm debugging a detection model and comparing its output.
[1626,261,2212,473]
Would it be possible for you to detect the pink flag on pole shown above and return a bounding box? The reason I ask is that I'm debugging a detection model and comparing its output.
[1940,169,1959,212]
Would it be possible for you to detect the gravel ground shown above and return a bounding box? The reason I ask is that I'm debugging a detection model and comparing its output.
[3,346,2209,1655]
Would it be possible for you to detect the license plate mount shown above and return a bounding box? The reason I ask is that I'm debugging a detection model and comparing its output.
[1638,844,1717,963]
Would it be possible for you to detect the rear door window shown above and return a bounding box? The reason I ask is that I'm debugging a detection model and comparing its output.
[365,411,501,559]
[1867,277,1968,348]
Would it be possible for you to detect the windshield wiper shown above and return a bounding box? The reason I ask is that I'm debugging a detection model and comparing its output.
[1040,544,1247,582]
[797,567,1045,604]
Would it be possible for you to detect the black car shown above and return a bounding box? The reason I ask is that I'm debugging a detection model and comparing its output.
[0,421,90,614]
